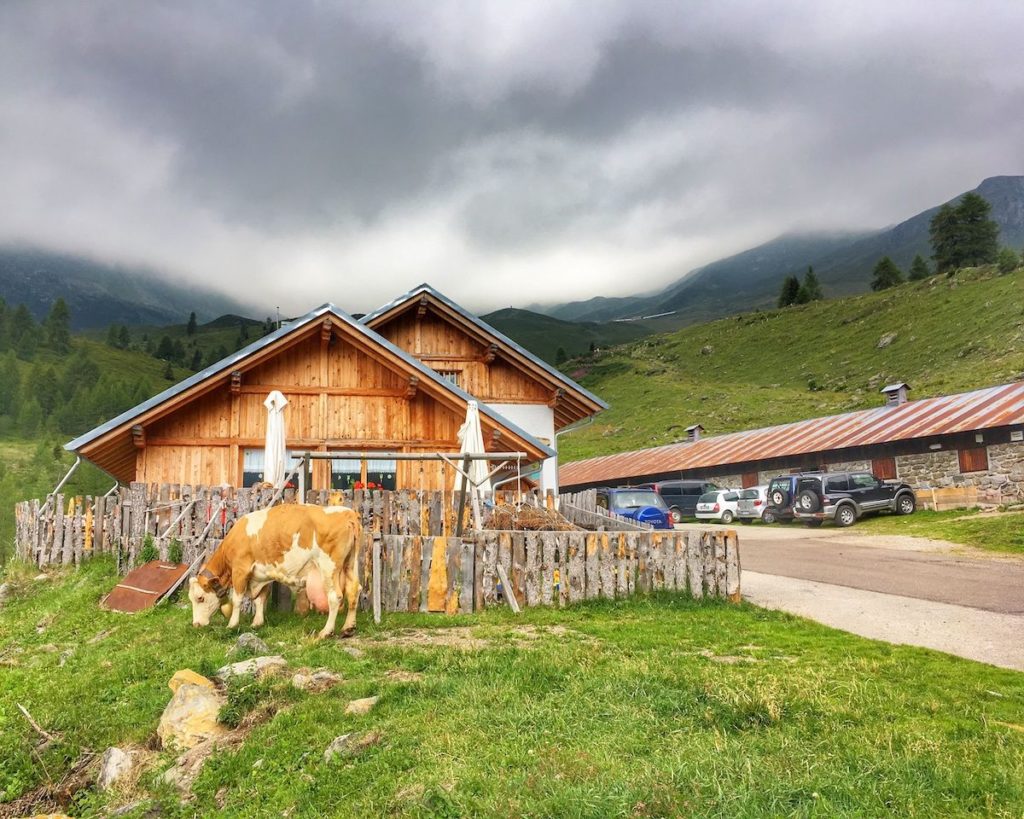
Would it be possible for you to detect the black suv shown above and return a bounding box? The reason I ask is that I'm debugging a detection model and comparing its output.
[772,471,916,527]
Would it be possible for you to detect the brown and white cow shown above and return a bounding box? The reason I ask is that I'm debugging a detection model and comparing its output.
[188,504,361,639]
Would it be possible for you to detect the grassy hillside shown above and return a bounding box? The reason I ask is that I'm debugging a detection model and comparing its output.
[559,264,1024,461]
[1,562,1022,815]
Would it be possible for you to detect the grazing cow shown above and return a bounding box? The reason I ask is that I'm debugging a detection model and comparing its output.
[188,504,362,639]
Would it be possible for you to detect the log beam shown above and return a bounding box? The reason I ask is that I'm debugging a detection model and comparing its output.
[131,424,146,449]
[405,375,420,400]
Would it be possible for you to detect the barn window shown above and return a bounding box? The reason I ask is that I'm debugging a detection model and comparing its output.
[741,471,759,488]
[242,449,303,488]
[436,370,461,388]
[958,446,988,474]
[331,457,397,491]
[872,457,897,480]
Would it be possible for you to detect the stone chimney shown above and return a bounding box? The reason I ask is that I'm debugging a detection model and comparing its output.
[881,382,910,407]
[686,424,704,442]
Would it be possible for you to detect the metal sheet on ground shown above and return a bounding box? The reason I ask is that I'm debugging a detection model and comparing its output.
[102,560,189,612]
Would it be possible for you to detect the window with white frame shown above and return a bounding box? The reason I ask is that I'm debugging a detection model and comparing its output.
[436,370,461,388]
[330,456,397,490]
[242,448,304,488]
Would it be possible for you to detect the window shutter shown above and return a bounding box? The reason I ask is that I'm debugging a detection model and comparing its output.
[958,446,988,474]
[871,457,897,480]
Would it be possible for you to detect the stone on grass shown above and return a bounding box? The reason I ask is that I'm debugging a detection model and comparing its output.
[97,746,134,790]
[0,582,10,606]
[158,683,227,751]
[342,646,364,659]
[168,669,216,693]
[345,696,379,716]
[324,730,382,762]
[877,332,898,349]
[230,632,270,656]
[38,643,59,653]
[291,668,344,692]
[214,655,288,682]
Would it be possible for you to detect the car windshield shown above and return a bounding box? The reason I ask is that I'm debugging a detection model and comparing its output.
[612,490,668,511]
[768,478,789,492]
[698,491,719,503]
[739,489,760,500]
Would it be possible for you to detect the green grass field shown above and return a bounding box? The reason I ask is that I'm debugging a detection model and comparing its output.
[1,559,1022,817]
[855,509,1024,554]
[560,265,1024,461]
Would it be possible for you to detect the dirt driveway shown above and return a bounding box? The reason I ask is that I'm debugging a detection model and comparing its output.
[676,522,1024,671]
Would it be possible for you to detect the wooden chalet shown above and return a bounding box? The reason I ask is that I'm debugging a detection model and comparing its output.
[66,303,564,492]
[361,284,607,492]
[66,289,605,493]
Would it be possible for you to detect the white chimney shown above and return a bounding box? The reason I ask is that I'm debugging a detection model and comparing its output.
[686,424,704,442]
[881,382,910,407]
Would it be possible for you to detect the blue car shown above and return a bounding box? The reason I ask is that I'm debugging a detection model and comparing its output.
[596,487,673,529]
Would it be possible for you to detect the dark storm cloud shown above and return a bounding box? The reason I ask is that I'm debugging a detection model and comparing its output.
[1,1,1022,314]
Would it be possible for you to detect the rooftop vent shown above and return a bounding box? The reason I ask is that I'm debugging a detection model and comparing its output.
[881,382,910,407]
[686,423,704,442]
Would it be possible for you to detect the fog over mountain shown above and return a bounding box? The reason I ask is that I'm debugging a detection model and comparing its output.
[2,2,1023,315]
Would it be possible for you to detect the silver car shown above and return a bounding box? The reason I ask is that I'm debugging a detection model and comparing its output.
[737,486,775,524]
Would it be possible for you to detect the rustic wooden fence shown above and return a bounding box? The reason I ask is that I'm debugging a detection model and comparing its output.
[345,528,740,614]
[13,483,644,571]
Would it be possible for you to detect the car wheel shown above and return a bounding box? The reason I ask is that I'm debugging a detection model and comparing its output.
[770,489,787,507]
[795,489,822,513]
[761,510,776,525]
[896,494,916,516]
[721,510,734,524]
[835,505,857,527]
[670,507,683,524]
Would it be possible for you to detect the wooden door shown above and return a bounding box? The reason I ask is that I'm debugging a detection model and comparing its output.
[741,471,759,488]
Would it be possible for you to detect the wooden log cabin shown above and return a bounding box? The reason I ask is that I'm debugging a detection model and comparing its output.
[66,289,606,493]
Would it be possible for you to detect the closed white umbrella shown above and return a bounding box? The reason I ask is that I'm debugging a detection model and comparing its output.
[263,390,289,488]
[455,400,491,495]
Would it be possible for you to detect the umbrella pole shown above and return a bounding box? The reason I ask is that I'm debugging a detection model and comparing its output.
[455,454,472,537]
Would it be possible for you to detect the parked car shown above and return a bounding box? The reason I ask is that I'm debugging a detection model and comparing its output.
[783,471,916,527]
[737,486,775,524]
[695,489,741,524]
[595,487,674,529]
[634,479,720,523]
[765,474,805,523]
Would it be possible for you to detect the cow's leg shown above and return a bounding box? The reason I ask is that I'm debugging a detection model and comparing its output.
[315,557,341,639]
[227,589,244,629]
[227,568,248,629]
[251,583,271,628]
[339,550,360,638]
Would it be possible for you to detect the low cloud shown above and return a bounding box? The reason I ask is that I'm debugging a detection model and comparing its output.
[1,0,1022,315]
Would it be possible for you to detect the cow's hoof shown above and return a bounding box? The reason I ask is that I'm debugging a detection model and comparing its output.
[339,627,356,639]
[315,629,331,641]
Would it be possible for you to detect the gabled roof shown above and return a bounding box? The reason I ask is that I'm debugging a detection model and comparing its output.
[67,302,555,460]
[361,283,608,424]
[560,380,1024,488]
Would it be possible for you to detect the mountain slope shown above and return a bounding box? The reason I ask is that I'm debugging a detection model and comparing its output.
[558,263,1024,462]
[539,175,1024,327]
[0,246,256,329]
[480,308,661,363]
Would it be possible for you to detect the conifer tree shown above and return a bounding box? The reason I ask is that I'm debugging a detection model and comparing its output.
[930,193,1000,274]
[777,275,801,307]
[871,256,904,291]
[190,348,204,370]
[997,247,1019,274]
[798,266,823,302]
[187,311,198,336]
[908,254,930,281]
[44,298,72,354]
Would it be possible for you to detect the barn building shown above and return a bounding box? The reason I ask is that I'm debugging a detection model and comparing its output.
[559,381,1024,504]
[66,288,606,493]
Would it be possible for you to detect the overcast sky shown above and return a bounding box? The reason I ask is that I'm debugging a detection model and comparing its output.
[2,1,1023,315]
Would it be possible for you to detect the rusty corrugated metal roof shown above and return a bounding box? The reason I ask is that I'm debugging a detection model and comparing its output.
[559,381,1024,487]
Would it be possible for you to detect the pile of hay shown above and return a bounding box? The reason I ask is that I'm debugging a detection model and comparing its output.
[486,504,578,531]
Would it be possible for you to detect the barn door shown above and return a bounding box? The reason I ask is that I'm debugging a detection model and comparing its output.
[741,471,759,488]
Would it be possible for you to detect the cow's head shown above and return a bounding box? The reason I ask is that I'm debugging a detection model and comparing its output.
[188,576,230,626]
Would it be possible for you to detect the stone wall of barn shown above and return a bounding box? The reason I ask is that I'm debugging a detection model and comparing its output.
[895,442,1024,503]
